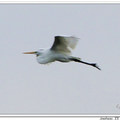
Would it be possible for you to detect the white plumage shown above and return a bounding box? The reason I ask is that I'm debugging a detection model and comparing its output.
[24,36,100,70]
[51,36,79,55]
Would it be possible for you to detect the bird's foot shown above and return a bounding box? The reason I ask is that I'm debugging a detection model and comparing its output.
[91,63,101,70]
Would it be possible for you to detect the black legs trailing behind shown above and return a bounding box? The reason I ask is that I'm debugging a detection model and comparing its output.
[70,57,101,70]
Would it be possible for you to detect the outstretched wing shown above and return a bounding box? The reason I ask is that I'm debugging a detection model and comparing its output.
[51,36,79,55]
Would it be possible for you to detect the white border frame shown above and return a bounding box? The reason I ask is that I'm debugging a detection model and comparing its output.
[0,1,120,117]
[0,0,120,3]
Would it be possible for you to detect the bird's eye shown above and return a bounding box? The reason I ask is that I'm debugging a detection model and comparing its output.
[36,52,41,57]
[36,53,39,56]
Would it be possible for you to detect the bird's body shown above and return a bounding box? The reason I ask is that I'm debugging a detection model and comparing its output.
[24,36,101,70]
[36,49,73,64]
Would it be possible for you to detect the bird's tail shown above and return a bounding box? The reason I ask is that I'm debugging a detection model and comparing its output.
[70,57,101,70]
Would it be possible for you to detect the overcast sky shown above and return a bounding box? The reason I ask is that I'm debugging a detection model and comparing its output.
[0,4,120,115]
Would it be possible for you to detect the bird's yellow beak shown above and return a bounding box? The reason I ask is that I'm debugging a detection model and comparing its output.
[23,51,37,54]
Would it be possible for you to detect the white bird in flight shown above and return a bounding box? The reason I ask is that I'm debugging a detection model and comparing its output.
[23,36,101,70]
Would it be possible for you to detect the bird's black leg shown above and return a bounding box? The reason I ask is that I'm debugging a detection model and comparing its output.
[70,57,101,70]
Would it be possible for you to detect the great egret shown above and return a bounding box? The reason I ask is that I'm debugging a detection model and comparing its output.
[23,36,101,70]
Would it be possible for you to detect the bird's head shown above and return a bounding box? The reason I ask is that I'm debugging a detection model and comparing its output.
[23,49,44,56]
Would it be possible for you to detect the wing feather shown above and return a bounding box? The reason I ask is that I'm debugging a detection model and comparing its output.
[51,36,79,55]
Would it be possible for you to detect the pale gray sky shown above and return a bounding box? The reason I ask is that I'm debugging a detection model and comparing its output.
[0,4,120,115]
